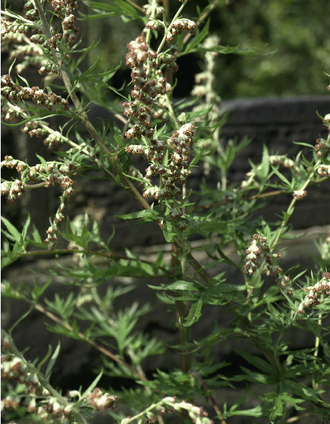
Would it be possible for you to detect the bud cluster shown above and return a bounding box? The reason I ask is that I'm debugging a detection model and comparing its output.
[1,332,116,423]
[1,17,31,37]
[0,180,25,204]
[315,136,330,158]
[297,272,330,313]
[1,155,75,249]
[1,337,73,422]
[1,101,22,121]
[245,234,292,294]
[85,388,118,411]
[22,120,66,148]
[191,35,221,105]
[292,189,307,200]
[317,164,330,176]
[126,123,195,203]
[123,29,196,215]
[166,18,197,42]
[1,74,69,111]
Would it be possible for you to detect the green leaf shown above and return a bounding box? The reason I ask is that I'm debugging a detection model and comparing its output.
[116,209,161,225]
[82,0,139,18]
[183,296,203,327]
[272,166,292,188]
[82,370,104,398]
[45,341,61,380]
[236,349,276,375]
[1,217,21,242]
[228,405,265,417]
[283,378,324,401]
[239,367,278,384]
[35,154,49,173]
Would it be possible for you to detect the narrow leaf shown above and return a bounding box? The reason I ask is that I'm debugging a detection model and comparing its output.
[183,297,203,327]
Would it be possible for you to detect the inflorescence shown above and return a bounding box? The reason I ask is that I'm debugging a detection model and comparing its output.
[245,234,292,295]
[123,15,197,226]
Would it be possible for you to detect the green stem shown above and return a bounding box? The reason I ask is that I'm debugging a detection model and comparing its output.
[125,0,144,13]
[156,0,188,55]
[32,0,281,374]
[172,244,191,372]
[312,313,322,389]
[270,159,321,250]
[182,0,220,44]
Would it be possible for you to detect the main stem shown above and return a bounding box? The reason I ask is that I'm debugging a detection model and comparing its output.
[34,0,281,373]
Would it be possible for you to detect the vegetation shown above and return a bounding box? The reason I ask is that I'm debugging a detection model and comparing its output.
[1,1,330,423]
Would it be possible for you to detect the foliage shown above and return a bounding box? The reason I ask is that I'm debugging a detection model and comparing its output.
[66,0,330,99]
[1,1,330,424]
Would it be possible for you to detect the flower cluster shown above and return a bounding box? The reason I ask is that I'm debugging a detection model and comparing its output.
[0,180,25,204]
[1,74,69,111]
[166,18,197,41]
[126,123,195,202]
[292,189,307,200]
[297,272,330,313]
[122,396,213,424]
[244,234,292,294]
[24,0,79,44]
[191,35,221,104]
[1,155,75,249]
[22,120,66,148]
[315,136,330,158]
[85,388,118,411]
[123,29,196,209]
[1,341,74,423]
[317,164,330,176]
[144,17,196,43]
[1,17,31,37]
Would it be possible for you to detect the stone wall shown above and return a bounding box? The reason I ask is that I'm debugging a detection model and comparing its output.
[2,96,329,250]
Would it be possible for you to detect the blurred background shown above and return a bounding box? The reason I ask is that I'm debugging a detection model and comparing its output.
[81,0,330,99]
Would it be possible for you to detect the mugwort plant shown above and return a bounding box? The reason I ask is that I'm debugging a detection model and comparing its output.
[1,1,330,423]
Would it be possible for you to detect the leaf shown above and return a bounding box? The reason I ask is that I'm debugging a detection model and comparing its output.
[201,44,263,56]
[45,341,61,380]
[183,296,203,327]
[272,166,292,188]
[35,154,49,173]
[82,370,104,397]
[229,383,249,412]
[228,405,265,417]
[283,378,324,401]
[1,217,21,242]
[216,247,240,268]
[239,367,278,385]
[236,349,276,375]
[115,209,161,225]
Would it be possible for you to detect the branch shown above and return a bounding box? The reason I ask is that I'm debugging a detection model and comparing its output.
[2,283,147,382]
